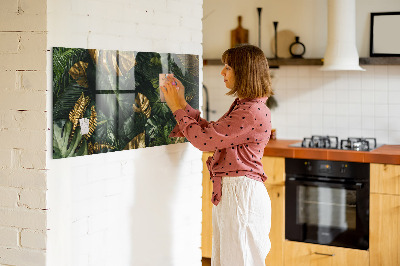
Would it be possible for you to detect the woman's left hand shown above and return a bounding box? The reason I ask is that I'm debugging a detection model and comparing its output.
[160,77,185,113]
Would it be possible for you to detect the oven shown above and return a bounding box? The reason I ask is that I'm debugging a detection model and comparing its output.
[285,158,370,250]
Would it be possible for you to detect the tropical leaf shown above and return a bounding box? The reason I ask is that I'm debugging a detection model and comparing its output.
[52,47,89,99]
[53,83,90,121]
[53,120,88,158]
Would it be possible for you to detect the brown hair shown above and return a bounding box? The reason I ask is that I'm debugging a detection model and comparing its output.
[221,44,273,99]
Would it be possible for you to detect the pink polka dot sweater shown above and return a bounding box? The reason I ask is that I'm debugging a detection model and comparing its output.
[170,97,272,206]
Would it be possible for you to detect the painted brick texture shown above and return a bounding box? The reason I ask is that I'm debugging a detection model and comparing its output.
[0,0,48,265]
[46,0,203,266]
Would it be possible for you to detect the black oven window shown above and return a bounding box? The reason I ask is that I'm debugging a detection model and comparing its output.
[297,186,357,230]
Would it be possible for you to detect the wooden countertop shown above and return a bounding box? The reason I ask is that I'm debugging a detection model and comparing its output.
[263,139,400,165]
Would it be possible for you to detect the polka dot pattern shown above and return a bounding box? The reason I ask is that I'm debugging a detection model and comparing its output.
[170,97,272,206]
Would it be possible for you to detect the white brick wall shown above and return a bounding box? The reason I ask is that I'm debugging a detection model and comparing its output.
[46,1,203,266]
[0,0,48,265]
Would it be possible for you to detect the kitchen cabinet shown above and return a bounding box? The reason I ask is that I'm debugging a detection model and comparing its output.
[284,241,369,266]
[201,154,286,265]
[261,156,285,266]
[202,152,213,258]
[370,163,400,266]
[370,163,400,195]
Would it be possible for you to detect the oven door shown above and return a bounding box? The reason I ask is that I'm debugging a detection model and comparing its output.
[285,177,369,250]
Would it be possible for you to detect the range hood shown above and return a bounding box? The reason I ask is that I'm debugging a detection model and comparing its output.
[320,0,365,71]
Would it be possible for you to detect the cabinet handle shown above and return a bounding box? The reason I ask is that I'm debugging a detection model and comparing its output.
[314,252,335,257]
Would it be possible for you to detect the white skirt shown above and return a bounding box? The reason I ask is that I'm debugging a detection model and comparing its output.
[212,176,271,266]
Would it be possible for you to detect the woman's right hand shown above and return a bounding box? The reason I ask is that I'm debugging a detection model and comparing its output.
[168,76,187,108]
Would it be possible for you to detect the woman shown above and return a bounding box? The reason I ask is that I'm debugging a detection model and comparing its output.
[161,44,273,266]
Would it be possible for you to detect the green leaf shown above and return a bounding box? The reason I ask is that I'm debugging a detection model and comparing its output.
[53,120,87,158]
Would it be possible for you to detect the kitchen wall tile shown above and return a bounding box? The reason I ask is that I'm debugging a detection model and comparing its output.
[336,115,349,129]
[298,67,311,78]
[349,116,362,129]
[361,103,375,117]
[322,70,335,78]
[362,116,375,130]
[388,117,400,131]
[348,71,362,90]
[374,65,388,77]
[311,102,324,114]
[311,114,324,128]
[323,85,336,103]
[285,66,298,77]
[348,103,362,116]
[299,89,314,104]
[272,68,286,79]
[374,130,389,144]
[311,127,325,136]
[374,77,388,91]
[323,115,336,129]
[374,90,388,104]
[310,76,324,90]
[388,91,400,104]
[349,128,363,137]
[348,90,362,103]
[361,90,375,103]
[272,75,286,90]
[336,103,349,116]
[298,102,312,115]
[286,77,299,89]
[336,128,349,140]
[362,65,375,74]
[336,90,349,103]
[203,65,400,144]
[311,86,323,101]
[388,104,400,117]
[388,131,400,144]
[375,117,389,130]
[361,74,374,91]
[323,103,336,115]
[310,66,323,77]
[387,65,400,76]
[298,77,311,89]
[361,129,375,139]
[375,104,389,117]
[335,72,349,90]
[388,75,400,91]
[287,113,300,127]
[324,127,337,136]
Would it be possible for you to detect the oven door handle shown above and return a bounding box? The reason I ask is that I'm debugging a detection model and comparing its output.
[286,177,364,189]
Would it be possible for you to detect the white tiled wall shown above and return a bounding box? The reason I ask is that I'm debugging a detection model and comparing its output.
[203,65,400,144]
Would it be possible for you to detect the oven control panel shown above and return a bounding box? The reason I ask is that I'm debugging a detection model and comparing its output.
[286,158,369,180]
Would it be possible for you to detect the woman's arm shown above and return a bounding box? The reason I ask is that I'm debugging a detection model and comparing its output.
[172,106,257,152]
[161,76,211,137]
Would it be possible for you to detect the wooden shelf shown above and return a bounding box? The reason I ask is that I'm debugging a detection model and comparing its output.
[203,57,400,67]
[359,57,400,65]
[203,58,323,67]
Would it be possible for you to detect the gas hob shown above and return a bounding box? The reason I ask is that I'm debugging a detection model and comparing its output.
[289,135,383,151]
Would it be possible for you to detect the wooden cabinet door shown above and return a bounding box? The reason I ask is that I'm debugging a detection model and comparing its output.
[262,156,285,186]
[284,241,369,266]
[370,163,400,195]
[202,152,213,258]
[370,193,400,266]
[265,184,285,266]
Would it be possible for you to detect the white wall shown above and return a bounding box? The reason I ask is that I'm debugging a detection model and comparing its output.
[203,0,400,145]
[0,0,48,265]
[203,0,400,58]
[46,0,203,266]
